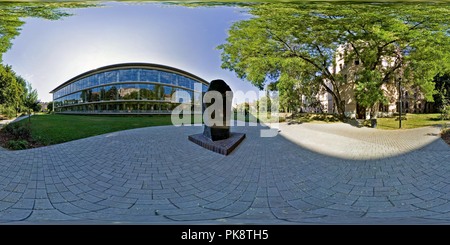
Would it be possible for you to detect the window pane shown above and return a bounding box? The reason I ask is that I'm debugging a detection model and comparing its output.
[160,71,173,85]
[153,84,164,100]
[179,75,190,89]
[105,85,118,101]
[100,87,106,101]
[92,87,101,101]
[119,84,138,100]
[86,89,93,102]
[87,75,95,87]
[139,84,151,100]
[98,73,105,86]
[119,69,138,82]
[191,79,198,90]
[105,71,118,83]
[140,69,159,82]
[164,86,175,102]
[174,88,192,104]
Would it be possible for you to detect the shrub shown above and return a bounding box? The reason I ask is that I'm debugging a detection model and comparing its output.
[3,123,32,140]
[6,139,29,150]
[442,128,450,146]
[441,105,450,120]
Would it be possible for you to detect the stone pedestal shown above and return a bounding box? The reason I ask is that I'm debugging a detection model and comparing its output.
[188,133,246,155]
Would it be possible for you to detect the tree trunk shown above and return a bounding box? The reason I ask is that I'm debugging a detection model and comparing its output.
[371,103,379,119]
[336,101,345,120]
[329,91,345,119]
[319,80,346,120]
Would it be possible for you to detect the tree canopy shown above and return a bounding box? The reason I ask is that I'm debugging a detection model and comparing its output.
[219,3,450,118]
[433,73,450,112]
[0,2,95,118]
[0,2,95,62]
[0,65,25,117]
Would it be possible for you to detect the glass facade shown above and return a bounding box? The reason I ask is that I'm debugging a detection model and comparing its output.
[51,64,208,114]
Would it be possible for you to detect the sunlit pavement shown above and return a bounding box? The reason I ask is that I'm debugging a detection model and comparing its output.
[0,122,449,224]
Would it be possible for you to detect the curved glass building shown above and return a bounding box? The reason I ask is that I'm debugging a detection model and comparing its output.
[50,63,209,114]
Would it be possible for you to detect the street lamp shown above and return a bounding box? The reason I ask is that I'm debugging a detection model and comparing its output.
[398,77,402,129]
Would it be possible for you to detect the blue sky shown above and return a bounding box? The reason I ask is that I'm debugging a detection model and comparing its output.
[3,2,260,102]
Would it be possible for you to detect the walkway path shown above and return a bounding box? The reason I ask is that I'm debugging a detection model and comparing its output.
[280,122,443,160]
[0,122,449,224]
[0,114,32,127]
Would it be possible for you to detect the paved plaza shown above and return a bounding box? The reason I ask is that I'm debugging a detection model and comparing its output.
[0,122,449,224]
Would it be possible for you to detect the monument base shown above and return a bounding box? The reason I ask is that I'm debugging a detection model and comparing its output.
[188,132,246,155]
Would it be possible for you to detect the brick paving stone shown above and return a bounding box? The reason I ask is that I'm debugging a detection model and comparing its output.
[0,123,449,223]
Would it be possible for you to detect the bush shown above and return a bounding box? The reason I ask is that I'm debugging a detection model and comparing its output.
[441,105,450,120]
[6,139,29,150]
[3,123,32,140]
[442,128,450,146]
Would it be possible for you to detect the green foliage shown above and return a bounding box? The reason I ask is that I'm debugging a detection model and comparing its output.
[354,70,387,111]
[0,104,16,118]
[0,64,25,118]
[6,139,29,150]
[433,74,450,113]
[0,2,96,62]
[291,113,340,124]
[3,122,32,140]
[32,103,42,113]
[23,82,38,120]
[47,102,53,113]
[0,2,91,120]
[0,65,23,105]
[442,105,450,120]
[219,3,450,118]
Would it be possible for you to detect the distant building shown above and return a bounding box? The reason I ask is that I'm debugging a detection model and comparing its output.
[39,102,49,112]
[302,44,433,119]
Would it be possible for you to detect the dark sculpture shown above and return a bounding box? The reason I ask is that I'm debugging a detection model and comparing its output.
[188,79,245,155]
[202,79,233,141]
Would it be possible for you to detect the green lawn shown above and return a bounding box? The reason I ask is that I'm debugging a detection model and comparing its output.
[376,113,449,130]
[16,114,201,146]
[7,113,448,148]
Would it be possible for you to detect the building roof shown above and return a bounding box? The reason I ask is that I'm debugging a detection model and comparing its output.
[50,62,209,93]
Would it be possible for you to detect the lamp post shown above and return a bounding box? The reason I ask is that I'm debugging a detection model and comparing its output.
[398,78,402,129]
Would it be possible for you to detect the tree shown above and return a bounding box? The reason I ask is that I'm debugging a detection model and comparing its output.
[47,102,53,113]
[219,3,450,119]
[32,103,42,114]
[433,74,450,113]
[0,2,96,62]
[265,87,272,113]
[0,3,95,118]
[354,70,388,117]
[0,64,25,118]
[24,83,38,123]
